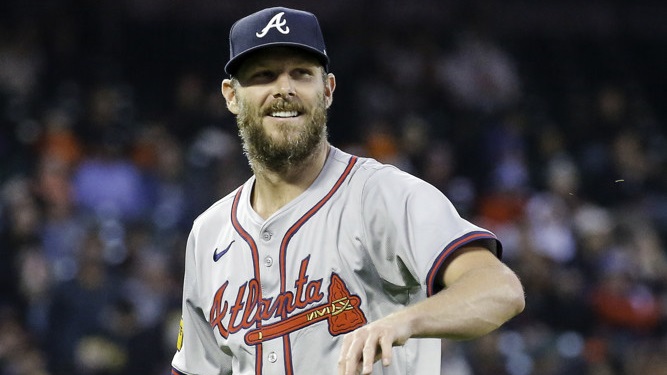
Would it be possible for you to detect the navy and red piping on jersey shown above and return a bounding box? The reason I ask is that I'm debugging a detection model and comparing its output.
[276,155,358,375]
[425,231,501,297]
[231,186,263,287]
[171,367,185,375]
[231,185,264,375]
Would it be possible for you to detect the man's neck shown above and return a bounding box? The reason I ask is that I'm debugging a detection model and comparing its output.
[250,141,330,220]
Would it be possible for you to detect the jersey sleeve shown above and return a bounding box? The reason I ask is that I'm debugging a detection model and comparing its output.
[171,229,233,375]
[360,166,501,297]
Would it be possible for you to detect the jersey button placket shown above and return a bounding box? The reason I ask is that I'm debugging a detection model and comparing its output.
[261,231,273,267]
[267,351,278,363]
[258,229,275,296]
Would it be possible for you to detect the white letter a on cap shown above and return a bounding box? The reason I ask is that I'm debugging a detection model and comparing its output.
[256,12,290,38]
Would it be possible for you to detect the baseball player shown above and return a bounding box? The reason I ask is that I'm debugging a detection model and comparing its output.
[170,7,524,375]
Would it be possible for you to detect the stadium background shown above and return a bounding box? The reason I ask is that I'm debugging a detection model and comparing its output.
[1,0,666,374]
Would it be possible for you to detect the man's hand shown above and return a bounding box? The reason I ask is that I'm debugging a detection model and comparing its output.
[337,315,412,375]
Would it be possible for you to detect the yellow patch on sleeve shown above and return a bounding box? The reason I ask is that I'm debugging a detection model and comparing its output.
[176,318,184,351]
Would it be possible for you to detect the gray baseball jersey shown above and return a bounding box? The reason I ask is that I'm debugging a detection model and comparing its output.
[171,146,501,375]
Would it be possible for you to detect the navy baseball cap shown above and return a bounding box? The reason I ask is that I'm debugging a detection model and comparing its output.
[225,7,329,75]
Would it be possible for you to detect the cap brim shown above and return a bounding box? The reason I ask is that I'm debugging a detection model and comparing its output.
[224,42,329,75]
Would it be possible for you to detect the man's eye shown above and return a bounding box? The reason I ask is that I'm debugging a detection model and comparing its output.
[251,71,274,80]
[294,69,313,77]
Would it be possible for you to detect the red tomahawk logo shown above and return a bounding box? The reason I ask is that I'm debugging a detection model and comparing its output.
[245,274,367,345]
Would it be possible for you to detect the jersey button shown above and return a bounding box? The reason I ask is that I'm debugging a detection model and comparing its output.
[267,351,278,363]
[262,231,272,241]
[264,256,273,267]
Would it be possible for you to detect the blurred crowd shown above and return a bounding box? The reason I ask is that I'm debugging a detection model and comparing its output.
[1,1,666,375]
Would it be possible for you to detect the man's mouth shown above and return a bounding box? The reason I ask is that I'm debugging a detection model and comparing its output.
[270,110,299,118]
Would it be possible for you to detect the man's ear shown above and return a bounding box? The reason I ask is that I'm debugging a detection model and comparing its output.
[221,79,239,114]
[324,73,336,109]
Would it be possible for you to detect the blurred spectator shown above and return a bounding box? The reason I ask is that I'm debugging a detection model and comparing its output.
[436,30,521,114]
[0,20,44,104]
[0,308,51,375]
[131,123,189,235]
[46,229,121,374]
[35,154,87,282]
[72,138,150,222]
[0,177,42,308]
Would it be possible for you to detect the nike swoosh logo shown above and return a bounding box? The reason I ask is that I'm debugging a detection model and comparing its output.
[213,240,235,262]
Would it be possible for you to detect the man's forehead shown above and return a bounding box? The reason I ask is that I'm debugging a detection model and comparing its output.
[236,47,324,71]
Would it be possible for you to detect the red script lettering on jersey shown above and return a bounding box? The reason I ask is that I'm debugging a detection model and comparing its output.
[209,256,324,338]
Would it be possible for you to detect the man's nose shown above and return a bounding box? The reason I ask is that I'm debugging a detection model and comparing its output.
[273,73,295,98]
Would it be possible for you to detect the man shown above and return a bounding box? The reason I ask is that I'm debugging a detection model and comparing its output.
[171,7,524,375]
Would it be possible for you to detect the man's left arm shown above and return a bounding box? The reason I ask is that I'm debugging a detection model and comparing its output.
[337,246,525,375]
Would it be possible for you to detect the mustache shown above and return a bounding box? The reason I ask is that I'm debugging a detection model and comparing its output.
[262,99,305,115]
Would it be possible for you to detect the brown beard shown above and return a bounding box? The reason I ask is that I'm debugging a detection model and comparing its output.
[236,93,328,173]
